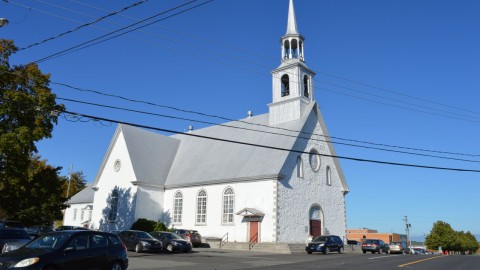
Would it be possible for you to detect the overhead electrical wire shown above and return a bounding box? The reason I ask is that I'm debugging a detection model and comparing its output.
[56,96,480,164]
[8,0,478,122]
[57,108,480,173]
[18,0,150,51]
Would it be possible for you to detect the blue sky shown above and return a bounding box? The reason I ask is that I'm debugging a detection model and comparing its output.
[2,0,479,238]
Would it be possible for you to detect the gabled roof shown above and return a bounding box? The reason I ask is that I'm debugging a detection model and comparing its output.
[92,124,180,188]
[67,185,94,204]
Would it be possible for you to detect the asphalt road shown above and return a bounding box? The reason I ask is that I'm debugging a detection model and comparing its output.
[127,249,480,270]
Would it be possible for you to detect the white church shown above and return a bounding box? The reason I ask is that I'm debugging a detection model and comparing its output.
[65,0,350,244]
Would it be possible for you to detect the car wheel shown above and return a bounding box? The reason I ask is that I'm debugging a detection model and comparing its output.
[166,244,174,253]
[386,249,390,254]
[110,262,124,270]
[135,243,142,253]
[324,247,330,255]
[307,251,312,254]
[363,250,366,254]
[378,249,382,254]
[338,247,344,254]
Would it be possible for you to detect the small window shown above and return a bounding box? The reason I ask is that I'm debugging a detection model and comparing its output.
[173,191,183,224]
[73,209,78,221]
[309,149,320,172]
[80,210,85,221]
[281,74,290,97]
[303,75,309,98]
[296,156,304,178]
[326,166,332,186]
[196,189,207,224]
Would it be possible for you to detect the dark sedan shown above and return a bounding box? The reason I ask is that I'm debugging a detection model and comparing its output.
[0,230,128,269]
[305,235,344,254]
[0,228,32,253]
[361,239,390,254]
[117,230,163,253]
[150,231,192,253]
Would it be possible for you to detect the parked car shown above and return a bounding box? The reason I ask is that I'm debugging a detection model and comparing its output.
[0,230,128,269]
[150,231,192,253]
[413,247,426,254]
[361,239,390,254]
[0,228,32,253]
[26,225,55,238]
[305,235,344,255]
[172,229,202,247]
[117,230,163,253]
[55,225,89,231]
[0,220,25,229]
[388,241,409,254]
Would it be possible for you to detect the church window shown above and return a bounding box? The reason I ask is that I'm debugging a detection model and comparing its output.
[283,40,290,59]
[303,75,309,98]
[222,188,234,224]
[296,156,304,178]
[326,166,332,186]
[73,209,77,221]
[173,191,183,224]
[108,188,119,222]
[81,210,85,221]
[291,39,298,58]
[281,74,290,97]
[309,148,320,172]
[196,189,207,224]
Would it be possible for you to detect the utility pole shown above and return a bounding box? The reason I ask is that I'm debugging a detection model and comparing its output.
[404,216,411,247]
[66,164,73,198]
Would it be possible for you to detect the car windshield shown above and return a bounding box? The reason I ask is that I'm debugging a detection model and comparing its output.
[313,236,329,242]
[165,233,183,240]
[135,231,154,239]
[0,230,31,240]
[390,242,401,245]
[24,233,72,249]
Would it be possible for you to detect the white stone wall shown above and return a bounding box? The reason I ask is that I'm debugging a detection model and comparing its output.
[164,180,276,243]
[90,131,139,231]
[63,203,92,227]
[277,112,347,243]
[135,187,165,223]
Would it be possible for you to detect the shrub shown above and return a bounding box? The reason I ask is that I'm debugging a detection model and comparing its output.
[130,218,170,232]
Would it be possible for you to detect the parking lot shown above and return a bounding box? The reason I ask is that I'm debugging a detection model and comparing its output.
[127,248,480,270]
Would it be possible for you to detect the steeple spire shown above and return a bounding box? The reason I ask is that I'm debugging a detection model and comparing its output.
[285,0,299,35]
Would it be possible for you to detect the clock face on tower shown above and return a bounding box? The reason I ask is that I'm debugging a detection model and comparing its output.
[114,159,121,172]
[309,149,320,172]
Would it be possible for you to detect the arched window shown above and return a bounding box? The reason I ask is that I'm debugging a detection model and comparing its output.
[173,191,183,224]
[281,74,290,97]
[296,156,304,178]
[283,40,290,59]
[291,39,298,58]
[108,189,119,222]
[303,75,309,98]
[326,166,332,186]
[196,189,207,224]
[222,188,234,224]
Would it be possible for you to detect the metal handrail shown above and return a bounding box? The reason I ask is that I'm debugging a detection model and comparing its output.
[220,233,229,248]
[248,233,258,250]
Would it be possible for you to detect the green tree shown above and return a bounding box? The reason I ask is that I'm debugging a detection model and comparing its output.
[425,221,457,251]
[0,39,63,218]
[61,170,88,198]
[10,155,67,225]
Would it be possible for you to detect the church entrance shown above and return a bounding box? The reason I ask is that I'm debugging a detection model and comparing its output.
[309,205,323,238]
[249,221,259,243]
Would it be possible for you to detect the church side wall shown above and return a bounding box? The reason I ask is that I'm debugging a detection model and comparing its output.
[90,132,138,232]
[135,187,165,223]
[164,180,276,243]
[63,202,92,228]
[277,113,347,243]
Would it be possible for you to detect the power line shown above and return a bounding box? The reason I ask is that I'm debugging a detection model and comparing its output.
[51,81,480,158]
[19,0,149,51]
[56,96,480,164]
[34,0,213,63]
[59,109,480,173]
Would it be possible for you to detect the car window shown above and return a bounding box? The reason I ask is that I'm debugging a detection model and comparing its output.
[313,236,329,242]
[109,235,122,245]
[135,231,153,239]
[66,234,89,250]
[90,234,108,249]
[26,233,71,249]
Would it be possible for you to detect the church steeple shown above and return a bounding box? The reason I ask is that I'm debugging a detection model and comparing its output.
[269,0,316,126]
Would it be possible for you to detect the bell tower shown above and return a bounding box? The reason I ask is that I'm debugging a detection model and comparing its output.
[269,0,315,126]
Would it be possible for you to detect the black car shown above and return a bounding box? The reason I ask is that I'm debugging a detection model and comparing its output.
[26,226,55,238]
[0,228,32,253]
[117,230,163,253]
[0,230,128,270]
[361,239,390,254]
[0,220,25,229]
[306,235,344,254]
[150,231,192,253]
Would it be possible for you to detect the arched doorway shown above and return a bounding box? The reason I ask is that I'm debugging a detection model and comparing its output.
[309,205,323,238]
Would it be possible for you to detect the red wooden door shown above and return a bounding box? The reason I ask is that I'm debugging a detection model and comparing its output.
[310,220,321,237]
[249,221,259,243]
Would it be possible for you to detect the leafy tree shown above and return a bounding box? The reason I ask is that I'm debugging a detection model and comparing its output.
[61,170,88,198]
[0,39,63,218]
[9,155,67,226]
[425,221,456,251]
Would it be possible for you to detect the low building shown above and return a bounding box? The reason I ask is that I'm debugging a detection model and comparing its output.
[347,228,407,244]
[63,186,94,228]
